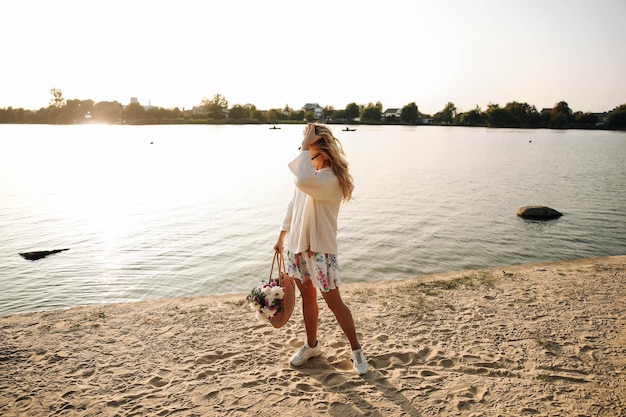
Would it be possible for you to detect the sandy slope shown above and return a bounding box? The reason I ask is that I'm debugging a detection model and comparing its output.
[1,255,624,416]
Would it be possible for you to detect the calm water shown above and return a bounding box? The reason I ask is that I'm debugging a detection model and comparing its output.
[1,124,624,316]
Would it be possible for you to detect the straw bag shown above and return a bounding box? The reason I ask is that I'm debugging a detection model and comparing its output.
[246,252,296,328]
[268,252,296,328]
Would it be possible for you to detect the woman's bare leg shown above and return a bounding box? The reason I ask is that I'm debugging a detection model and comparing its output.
[321,288,361,351]
[295,278,319,347]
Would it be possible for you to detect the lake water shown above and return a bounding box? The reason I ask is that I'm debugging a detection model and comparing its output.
[1,124,624,316]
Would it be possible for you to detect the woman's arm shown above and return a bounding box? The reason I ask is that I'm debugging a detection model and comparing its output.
[288,152,343,201]
[274,230,288,254]
[300,123,321,151]
[275,190,295,253]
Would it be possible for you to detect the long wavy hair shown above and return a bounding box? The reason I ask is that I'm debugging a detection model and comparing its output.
[313,124,354,202]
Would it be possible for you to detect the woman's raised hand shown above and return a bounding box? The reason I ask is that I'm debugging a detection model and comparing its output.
[301,123,321,150]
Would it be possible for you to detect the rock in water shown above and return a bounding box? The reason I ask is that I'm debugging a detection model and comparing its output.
[517,206,563,220]
[19,249,70,261]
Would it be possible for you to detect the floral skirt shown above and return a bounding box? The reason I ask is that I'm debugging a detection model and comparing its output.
[286,248,340,292]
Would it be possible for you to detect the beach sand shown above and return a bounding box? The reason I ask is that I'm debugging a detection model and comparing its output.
[1,255,624,416]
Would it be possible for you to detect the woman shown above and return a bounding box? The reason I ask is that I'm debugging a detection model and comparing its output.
[274,123,368,375]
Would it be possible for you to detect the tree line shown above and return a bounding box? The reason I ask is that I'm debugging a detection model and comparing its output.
[1,88,625,130]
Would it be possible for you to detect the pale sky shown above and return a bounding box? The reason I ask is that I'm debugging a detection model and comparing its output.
[1,0,624,114]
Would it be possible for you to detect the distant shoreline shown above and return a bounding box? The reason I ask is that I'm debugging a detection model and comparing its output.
[1,120,623,131]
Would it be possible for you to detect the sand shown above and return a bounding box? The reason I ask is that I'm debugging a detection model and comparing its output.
[1,255,624,416]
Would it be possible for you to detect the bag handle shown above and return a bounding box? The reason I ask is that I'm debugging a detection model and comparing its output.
[270,251,287,284]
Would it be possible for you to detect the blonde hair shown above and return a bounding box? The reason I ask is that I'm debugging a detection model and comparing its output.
[313,124,354,202]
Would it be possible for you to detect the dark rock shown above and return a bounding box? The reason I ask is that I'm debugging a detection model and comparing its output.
[19,249,69,261]
[517,206,563,220]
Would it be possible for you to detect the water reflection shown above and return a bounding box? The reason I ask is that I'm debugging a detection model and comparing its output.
[0,124,624,315]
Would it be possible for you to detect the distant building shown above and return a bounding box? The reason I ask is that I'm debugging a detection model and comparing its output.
[383,108,401,119]
[302,103,324,120]
[592,111,613,126]
[128,97,157,111]
[192,105,205,115]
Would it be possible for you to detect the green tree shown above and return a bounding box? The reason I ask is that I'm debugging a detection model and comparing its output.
[550,101,573,128]
[146,106,161,122]
[289,110,304,121]
[124,101,146,124]
[0,107,11,123]
[400,102,419,123]
[504,101,541,127]
[323,105,334,121]
[345,102,360,120]
[50,88,65,108]
[229,104,250,120]
[159,107,176,121]
[360,103,382,122]
[433,102,456,124]
[1,107,42,123]
[0,107,26,123]
[459,106,486,126]
[280,104,293,120]
[485,103,514,128]
[51,99,95,124]
[33,107,49,123]
[267,108,279,122]
[93,101,122,124]
[202,94,229,119]
[606,104,626,129]
[48,88,66,123]
[573,111,598,128]
[330,109,344,120]
[253,109,267,122]
[274,109,288,121]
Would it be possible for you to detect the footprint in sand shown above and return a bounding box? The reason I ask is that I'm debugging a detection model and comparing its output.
[373,352,416,369]
[196,351,238,364]
[148,376,169,387]
[321,372,347,387]
[375,334,389,342]
[420,369,443,381]
[447,382,487,401]
[438,358,455,368]
[14,395,32,412]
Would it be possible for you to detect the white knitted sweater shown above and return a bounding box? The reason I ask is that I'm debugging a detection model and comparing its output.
[281,150,343,254]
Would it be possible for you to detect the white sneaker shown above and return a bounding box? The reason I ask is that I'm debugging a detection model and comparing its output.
[351,348,368,375]
[290,342,322,367]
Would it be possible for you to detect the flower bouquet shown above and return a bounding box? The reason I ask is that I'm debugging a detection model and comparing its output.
[246,280,285,322]
[246,252,295,328]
